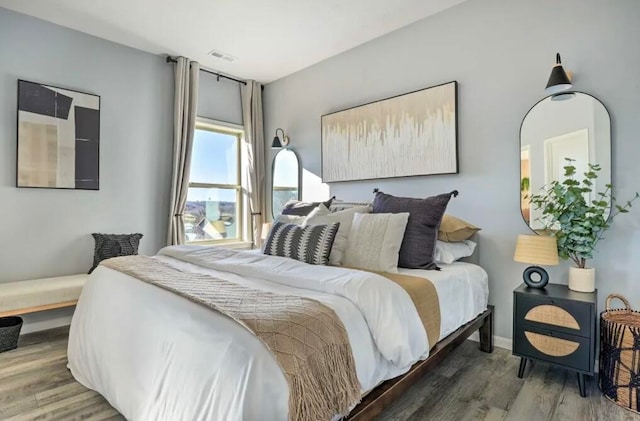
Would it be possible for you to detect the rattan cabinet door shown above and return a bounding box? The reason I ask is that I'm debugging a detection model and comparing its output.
[514,323,591,372]
[515,293,592,338]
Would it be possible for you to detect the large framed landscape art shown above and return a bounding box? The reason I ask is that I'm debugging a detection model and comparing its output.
[321,81,458,183]
[17,80,100,190]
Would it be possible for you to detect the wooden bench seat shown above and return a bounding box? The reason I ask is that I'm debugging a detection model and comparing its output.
[0,274,88,318]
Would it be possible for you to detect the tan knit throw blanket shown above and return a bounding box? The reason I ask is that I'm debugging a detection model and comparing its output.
[101,256,361,421]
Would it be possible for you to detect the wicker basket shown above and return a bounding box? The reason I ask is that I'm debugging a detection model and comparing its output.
[0,316,23,353]
[600,294,640,414]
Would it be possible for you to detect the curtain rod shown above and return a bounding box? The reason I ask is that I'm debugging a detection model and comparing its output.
[165,56,247,86]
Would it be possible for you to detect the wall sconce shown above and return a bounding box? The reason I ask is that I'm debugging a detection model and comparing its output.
[272,128,290,149]
[545,53,573,95]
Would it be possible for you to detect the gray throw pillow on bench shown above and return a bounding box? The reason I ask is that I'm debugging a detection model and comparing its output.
[90,233,143,273]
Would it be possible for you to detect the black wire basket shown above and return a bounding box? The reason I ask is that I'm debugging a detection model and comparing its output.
[0,316,23,353]
[600,295,640,414]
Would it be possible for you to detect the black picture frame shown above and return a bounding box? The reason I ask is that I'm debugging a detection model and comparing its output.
[16,79,101,190]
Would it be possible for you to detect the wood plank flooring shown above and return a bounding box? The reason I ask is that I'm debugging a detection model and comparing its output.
[0,326,637,420]
[0,327,123,421]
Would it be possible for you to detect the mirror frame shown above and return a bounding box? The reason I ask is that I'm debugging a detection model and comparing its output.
[271,148,302,218]
[519,91,612,233]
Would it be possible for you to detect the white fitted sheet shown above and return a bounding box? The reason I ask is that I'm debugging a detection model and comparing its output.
[67,249,488,421]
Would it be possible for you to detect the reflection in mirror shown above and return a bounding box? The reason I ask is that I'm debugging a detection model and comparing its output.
[272,149,301,217]
[520,92,611,232]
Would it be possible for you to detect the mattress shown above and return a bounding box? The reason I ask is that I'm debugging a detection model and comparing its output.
[67,251,488,421]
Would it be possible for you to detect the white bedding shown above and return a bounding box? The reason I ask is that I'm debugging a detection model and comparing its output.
[398,262,489,338]
[67,247,488,421]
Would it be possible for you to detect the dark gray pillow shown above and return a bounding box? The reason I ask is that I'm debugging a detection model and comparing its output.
[263,221,339,265]
[281,197,335,216]
[90,233,143,273]
[373,190,457,269]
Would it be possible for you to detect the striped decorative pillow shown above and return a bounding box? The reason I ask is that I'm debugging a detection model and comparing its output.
[263,221,340,265]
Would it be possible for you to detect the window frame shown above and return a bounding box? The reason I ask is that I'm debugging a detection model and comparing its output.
[185,118,245,245]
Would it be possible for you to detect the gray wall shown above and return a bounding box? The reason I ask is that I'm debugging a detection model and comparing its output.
[198,71,243,125]
[0,7,174,282]
[264,0,640,341]
[0,8,243,332]
[0,7,174,331]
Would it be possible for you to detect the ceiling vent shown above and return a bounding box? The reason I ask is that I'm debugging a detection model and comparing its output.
[208,49,236,62]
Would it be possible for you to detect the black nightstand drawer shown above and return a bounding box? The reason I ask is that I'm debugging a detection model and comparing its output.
[514,324,591,372]
[515,293,593,338]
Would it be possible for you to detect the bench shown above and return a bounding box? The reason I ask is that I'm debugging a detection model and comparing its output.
[0,274,88,318]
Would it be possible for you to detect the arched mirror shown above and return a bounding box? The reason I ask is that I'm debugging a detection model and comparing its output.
[272,149,301,217]
[520,92,611,232]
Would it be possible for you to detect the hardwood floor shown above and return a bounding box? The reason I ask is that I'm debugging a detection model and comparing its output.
[0,327,636,420]
[0,327,124,421]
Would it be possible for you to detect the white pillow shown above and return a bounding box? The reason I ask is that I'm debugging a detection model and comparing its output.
[434,240,477,264]
[303,204,371,266]
[304,203,332,219]
[343,212,410,273]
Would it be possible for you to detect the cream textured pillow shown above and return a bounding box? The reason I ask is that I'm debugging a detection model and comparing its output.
[304,203,332,219]
[304,204,371,266]
[343,212,410,273]
[438,215,481,242]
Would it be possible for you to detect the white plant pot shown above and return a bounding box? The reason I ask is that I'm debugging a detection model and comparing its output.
[568,267,596,293]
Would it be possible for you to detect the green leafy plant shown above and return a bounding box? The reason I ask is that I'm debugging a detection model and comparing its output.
[520,177,530,192]
[529,159,639,268]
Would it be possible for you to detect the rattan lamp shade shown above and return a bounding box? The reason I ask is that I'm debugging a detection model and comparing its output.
[514,235,559,266]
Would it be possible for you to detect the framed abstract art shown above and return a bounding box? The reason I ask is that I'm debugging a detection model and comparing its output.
[17,80,100,190]
[321,81,458,183]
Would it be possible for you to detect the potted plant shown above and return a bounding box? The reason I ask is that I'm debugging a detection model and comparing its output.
[529,159,639,292]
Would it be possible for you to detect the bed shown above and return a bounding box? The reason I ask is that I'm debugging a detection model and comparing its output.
[67,245,490,421]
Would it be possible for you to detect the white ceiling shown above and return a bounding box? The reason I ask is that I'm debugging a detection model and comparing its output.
[0,0,467,83]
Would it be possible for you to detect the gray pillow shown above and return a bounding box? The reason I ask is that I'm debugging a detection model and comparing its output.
[372,190,457,269]
[281,197,335,216]
[90,233,143,273]
[263,221,339,265]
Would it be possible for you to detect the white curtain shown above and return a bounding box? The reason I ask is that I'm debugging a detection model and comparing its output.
[167,57,200,245]
[241,80,266,247]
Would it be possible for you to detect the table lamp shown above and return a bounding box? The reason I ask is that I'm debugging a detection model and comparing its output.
[513,234,559,288]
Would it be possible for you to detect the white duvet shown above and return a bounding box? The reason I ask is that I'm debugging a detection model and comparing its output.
[67,246,487,420]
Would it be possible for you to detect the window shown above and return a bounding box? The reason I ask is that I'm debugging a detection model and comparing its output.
[184,121,243,244]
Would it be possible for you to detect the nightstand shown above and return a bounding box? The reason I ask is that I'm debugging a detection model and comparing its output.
[513,283,597,397]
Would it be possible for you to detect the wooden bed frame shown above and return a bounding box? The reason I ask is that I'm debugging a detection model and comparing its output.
[346,305,495,420]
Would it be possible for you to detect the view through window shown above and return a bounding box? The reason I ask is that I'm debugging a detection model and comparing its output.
[184,123,243,243]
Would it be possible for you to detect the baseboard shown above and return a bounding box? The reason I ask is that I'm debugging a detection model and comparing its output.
[468,332,512,351]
